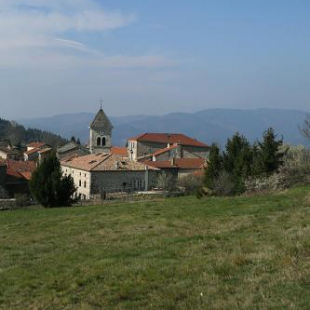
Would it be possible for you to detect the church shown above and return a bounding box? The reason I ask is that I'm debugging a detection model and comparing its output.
[59,105,209,200]
[59,108,159,200]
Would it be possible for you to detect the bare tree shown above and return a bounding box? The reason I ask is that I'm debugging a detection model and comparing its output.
[300,114,310,140]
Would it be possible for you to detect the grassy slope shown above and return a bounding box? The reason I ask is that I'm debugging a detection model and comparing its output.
[0,187,310,310]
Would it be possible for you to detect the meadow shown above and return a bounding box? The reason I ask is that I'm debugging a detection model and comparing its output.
[0,187,310,310]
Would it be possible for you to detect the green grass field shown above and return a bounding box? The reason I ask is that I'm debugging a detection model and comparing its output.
[1,187,310,310]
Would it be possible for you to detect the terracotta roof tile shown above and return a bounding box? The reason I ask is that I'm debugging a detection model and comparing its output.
[61,153,158,172]
[24,148,40,155]
[111,147,128,156]
[152,143,178,157]
[128,133,209,148]
[6,160,36,179]
[27,142,46,148]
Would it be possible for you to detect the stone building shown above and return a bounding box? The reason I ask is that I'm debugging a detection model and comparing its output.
[0,146,19,160]
[57,141,89,160]
[127,133,210,161]
[89,108,113,154]
[61,153,159,200]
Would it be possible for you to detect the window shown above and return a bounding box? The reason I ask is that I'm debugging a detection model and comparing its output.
[84,181,87,188]
[97,137,101,146]
[79,180,81,187]
[102,137,106,146]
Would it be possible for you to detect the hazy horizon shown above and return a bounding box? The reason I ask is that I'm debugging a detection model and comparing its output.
[1,0,310,119]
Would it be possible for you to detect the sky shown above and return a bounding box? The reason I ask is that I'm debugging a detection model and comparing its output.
[0,0,309,119]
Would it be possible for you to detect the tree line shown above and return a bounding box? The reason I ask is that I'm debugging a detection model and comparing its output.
[0,118,68,147]
[204,128,285,195]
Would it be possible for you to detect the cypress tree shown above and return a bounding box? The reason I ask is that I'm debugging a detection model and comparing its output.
[30,155,77,207]
[204,143,222,189]
[255,128,285,176]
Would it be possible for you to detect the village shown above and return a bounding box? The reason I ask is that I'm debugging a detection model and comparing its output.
[0,107,210,201]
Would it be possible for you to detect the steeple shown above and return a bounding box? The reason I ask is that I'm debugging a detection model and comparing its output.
[89,104,113,154]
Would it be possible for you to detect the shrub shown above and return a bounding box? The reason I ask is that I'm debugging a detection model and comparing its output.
[157,172,177,195]
[14,194,29,208]
[212,171,235,196]
[177,173,203,194]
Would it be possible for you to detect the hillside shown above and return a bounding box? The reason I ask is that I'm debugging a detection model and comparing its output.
[19,108,310,147]
[0,118,68,147]
[0,187,310,309]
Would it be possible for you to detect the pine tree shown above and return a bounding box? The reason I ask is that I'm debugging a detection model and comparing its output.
[222,133,252,193]
[204,143,222,189]
[255,128,285,176]
[30,155,77,207]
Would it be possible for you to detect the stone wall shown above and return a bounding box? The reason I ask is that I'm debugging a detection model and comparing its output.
[90,128,112,154]
[181,145,209,159]
[137,141,167,158]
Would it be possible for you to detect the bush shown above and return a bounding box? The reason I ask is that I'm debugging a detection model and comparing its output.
[246,145,310,194]
[14,194,29,208]
[157,172,177,195]
[177,173,203,194]
[212,171,235,196]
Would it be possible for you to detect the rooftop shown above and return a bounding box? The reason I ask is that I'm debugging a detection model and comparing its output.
[6,160,36,180]
[61,153,158,172]
[128,133,209,148]
[27,142,46,148]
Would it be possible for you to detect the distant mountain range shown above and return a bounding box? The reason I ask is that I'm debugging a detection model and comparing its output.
[19,108,310,147]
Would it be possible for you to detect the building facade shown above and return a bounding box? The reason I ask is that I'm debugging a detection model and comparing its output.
[89,108,113,154]
[61,153,159,200]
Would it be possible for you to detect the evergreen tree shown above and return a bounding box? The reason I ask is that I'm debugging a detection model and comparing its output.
[76,138,81,145]
[204,143,222,189]
[30,155,77,207]
[222,133,252,193]
[71,136,76,143]
[255,128,285,176]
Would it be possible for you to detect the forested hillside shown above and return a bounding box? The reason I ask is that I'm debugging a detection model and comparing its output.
[0,118,68,147]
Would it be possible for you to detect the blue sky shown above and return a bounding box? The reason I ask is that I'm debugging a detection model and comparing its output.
[0,0,309,119]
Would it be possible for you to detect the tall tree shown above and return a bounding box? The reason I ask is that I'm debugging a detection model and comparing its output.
[30,155,77,207]
[255,128,285,176]
[204,143,222,189]
[300,114,310,141]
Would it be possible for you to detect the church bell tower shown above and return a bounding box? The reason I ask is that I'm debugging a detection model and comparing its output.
[89,104,113,154]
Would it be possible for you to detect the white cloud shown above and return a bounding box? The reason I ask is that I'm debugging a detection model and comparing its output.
[0,0,178,69]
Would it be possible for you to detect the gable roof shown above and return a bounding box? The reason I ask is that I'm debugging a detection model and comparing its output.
[24,148,40,156]
[128,133,209,148]
[27,142,46,148]
[90,109,113,130]
[6,160,36,180]
[57,141,80,153]
[143,158,206,170]
[152,143,179,157]
[61,153,158,172]
[0,146,18,155]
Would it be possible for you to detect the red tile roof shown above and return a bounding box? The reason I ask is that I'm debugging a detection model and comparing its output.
[152,143,178,157]
[128,133,209,148]
[144,158,206,170]
[6,160,36,180]
[111,147,128,156]
[24,148,40,155]
[27,142,46,148]
[61,153,158,172]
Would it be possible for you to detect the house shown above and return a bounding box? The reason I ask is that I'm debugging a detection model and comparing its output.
[24,142,50,161]
[57,141,89,160]
[5,160,36,196]
[127,133,210,161]
[38,148,53,163]
[61,153,159,200]
[0,146,19,160]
